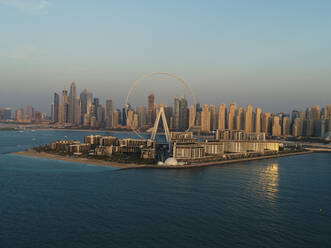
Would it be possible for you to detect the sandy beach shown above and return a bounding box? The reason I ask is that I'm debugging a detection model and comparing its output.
[12,149,313,170]
[13,150,149,169]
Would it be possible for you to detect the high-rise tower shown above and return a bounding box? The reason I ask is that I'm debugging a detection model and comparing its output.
[148,93,155,125]
[217,103,227,130]
[254,107,262,133]
[262,112,271,135]
[189,105,196,128]
[210,105,217,131]
[68,82,77,124]
[236,107,244,131]
[60,88,69,123]
[179,96,188,130]
[52,93,60,123]
[80,89,93,124]
[105,99,114,128]
[272,116,282,136]
[174,97,180,130]
[244,105,253,133]
[201,104,211,132]
[228,102,237,130]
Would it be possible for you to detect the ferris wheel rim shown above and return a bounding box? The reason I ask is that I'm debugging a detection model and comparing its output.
[125,72,197,139]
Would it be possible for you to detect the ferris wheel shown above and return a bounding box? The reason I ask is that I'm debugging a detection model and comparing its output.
[125,72,197,142]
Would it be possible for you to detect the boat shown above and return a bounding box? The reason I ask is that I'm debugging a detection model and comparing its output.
[18,127,26,133]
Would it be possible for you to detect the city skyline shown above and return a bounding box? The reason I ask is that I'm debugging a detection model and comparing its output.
[3,80,330,140]
[1,1,331,112]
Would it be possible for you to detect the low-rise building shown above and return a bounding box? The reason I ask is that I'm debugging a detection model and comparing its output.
[84,135,102,146]
[223,141,279,153]
[91,137,156,159]
[216,130,266,141]
[173,143,205,161]
[141,148,156,159]
[100,136,119,146]
[202,141,224,155]
[171,132,224,161]
[50,140,80,152]
[69,143,91,154]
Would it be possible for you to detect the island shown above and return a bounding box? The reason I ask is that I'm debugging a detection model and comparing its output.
[13,131,313,169]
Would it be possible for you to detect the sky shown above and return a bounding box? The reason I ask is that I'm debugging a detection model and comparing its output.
[0,0,331,114]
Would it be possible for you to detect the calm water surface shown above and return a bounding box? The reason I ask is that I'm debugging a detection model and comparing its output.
[0,130,330,248]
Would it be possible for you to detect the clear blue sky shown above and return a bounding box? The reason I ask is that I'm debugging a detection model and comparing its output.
[0,0,330,114]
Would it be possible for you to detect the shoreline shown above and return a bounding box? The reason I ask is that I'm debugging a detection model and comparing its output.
[120,151,313,170]
[12,149,313,170]
[12,150,149,169]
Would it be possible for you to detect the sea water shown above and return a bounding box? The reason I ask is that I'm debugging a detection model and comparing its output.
[0,130,330,248]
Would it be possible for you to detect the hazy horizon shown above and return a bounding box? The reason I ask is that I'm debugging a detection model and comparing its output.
[1,0,331,114]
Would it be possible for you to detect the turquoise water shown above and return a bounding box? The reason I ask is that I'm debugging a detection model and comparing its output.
[0,130,330,248]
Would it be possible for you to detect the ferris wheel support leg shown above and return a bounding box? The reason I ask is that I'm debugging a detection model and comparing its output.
[160,108,170,142]
[151,108,161,140]
[151,106,170,143]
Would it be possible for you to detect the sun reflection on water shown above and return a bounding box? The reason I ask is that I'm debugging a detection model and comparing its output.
[259,163,279,202]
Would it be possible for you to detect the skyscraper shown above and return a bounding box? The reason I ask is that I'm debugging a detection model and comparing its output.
[16,108,24,122]
[83,113,90,127]
[164,106,173,128]
[68,82,77,124]
[305,106,321,137]
[126,109,134,128]
[61,88,69,124]
[90,116,97,128]
[179,96,188,130]
[26,105,34,120]
[174,97,180,130]
[312,105,321,136]
[133,113,139,129]
[0,108,12,120]
[201,104,211,132]
[113,110,120,128]
[282,116,291,136]
[217,103,227,130]
[311,105,321,120]
[105,99,114,128]
[74,96,81,125]
[244,105,253,133]
[137,106,147,128]
[93,98,100,116]
[228,102,237,130]
[326,104,331,118]
[148,93,155,125]
[210,105,217,131]
[122,108,126,126]
[96,105,104,126]
[189,105,196,128]
[254,107,262,133]
[80,89,93,124]
[291,110,300,121]
[292,117,303,137]
[235,107,244,131]
[261,112,271,134]
[272,116,281,136]
[52,93,60,123]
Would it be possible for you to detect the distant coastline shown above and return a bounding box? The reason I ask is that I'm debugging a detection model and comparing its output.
[13,149,313,170]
